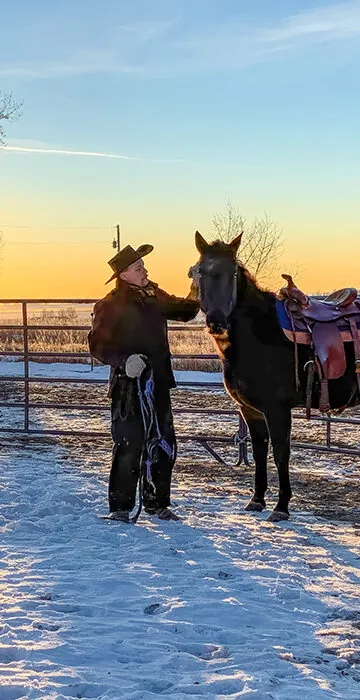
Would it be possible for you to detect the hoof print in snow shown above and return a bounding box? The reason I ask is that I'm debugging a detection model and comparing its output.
[144,603,162,615]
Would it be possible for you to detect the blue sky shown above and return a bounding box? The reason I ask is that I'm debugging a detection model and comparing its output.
[1,0,360,295]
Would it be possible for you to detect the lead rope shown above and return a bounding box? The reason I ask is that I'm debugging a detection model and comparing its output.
[130,366,175,524]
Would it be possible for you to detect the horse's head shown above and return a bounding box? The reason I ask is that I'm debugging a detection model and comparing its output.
[191,231,242,334]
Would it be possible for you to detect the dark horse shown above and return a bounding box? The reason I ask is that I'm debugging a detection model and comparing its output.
[192,231,360,522]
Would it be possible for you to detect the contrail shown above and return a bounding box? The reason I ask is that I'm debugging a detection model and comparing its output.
[1,145,186,163]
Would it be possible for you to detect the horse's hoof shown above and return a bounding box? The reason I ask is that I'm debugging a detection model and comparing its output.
[267,510,289,523]
[245,500,265,512]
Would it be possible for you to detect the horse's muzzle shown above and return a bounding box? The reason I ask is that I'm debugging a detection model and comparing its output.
[208,323,227,336]
[206,311,228,336]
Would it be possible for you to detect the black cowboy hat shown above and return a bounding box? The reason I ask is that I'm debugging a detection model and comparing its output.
[106,244,154,284]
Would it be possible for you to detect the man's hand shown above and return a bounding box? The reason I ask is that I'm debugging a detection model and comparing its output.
[125,354,147,378]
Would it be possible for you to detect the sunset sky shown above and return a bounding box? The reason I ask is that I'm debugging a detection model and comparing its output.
[1,0,360,298]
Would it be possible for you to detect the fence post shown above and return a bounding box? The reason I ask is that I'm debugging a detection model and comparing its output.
[90,311,94,371]
[22,302,29,431]
[326,419,331,449]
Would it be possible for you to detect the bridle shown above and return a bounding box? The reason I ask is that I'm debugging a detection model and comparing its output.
[230,266,238,314]
[197,261,238,327]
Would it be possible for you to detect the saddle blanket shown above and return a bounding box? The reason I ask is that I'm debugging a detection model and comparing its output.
[276,299,360,345]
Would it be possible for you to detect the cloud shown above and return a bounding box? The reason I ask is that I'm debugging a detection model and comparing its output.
[1,1,360,79]
[1,145,186,164]
[262,1,360,43]
[168,1,360,73]
[0,15,177,79]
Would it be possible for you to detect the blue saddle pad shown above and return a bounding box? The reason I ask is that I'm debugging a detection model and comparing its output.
[275,299,360,345]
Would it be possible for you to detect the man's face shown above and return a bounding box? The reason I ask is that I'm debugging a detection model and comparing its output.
[119,258,148,287]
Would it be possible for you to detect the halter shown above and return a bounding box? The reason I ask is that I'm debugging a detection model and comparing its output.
[198,262,238,327]
[230,266,238,315]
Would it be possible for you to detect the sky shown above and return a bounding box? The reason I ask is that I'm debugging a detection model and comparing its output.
[0,0,360,297]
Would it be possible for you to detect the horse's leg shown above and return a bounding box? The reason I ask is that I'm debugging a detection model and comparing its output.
[242,409,269,513]
[265,405,292,522]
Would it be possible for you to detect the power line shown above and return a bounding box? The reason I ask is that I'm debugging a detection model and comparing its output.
[0,224,115,230]
[5,240,108,245]
[0,222,122,249]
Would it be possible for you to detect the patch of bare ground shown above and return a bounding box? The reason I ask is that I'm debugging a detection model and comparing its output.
[175,456,360,524]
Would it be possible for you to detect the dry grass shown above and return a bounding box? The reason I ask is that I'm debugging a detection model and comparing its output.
[169,327,221,372]
[0,308,89,357]
[0,308,221,372]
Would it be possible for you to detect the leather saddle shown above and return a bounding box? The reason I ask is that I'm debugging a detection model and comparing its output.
[279,274,360,414]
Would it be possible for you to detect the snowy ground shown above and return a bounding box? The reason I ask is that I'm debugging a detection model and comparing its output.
[1,362,360,698]
[0,360,221,384]
[1,440,360,699]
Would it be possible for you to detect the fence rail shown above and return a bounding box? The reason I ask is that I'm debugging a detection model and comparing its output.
[0,298,359,465]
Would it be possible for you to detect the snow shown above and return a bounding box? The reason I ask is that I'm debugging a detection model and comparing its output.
[0,360,222,385]
[1,361,360,698]
[0,359,109,380]
[1,437,360,699]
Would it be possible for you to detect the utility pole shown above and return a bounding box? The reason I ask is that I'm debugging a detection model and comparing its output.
[112,223,121,251]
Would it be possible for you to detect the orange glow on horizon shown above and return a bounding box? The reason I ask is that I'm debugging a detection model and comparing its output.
[0,230,359,300]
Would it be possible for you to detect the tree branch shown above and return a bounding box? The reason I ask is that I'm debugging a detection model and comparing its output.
[0,91,23,144]
[211,204,284,282]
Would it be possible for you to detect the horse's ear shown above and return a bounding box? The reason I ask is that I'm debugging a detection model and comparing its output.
[195,231,209,254]
[229,233,243,253]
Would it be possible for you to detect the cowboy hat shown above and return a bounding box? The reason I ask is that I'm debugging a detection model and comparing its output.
[106,244,154,284]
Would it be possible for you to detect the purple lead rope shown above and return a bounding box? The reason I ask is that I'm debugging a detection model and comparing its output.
[131,367,174,523]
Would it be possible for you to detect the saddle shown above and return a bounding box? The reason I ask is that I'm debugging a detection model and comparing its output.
[278,274,360,415]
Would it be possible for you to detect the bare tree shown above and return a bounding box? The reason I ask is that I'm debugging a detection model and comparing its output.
[241,214,284,280]
[0,91,22,144]
[0,92,21,268]
[212,202,284,283]
[212,201,245,243]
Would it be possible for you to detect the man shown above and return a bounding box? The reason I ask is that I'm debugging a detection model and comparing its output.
[88,243,199,522]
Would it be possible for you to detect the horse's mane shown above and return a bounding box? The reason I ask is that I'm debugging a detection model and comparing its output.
[236,262,260,291]
[237,262,277,310]
[206,238,274,302]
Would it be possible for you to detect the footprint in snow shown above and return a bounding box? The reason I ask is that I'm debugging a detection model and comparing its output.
[142,680,173,694]
[0,646,22,663]
[144,603,162,615]
[51,603,79,614]
[217,570,234,580]
[32,620,61,631]
[180,643,230,661]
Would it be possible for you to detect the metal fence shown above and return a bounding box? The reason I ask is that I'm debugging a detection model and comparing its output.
[0,298,359,465]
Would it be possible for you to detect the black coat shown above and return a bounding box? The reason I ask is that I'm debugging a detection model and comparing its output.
[89,280,199,389]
